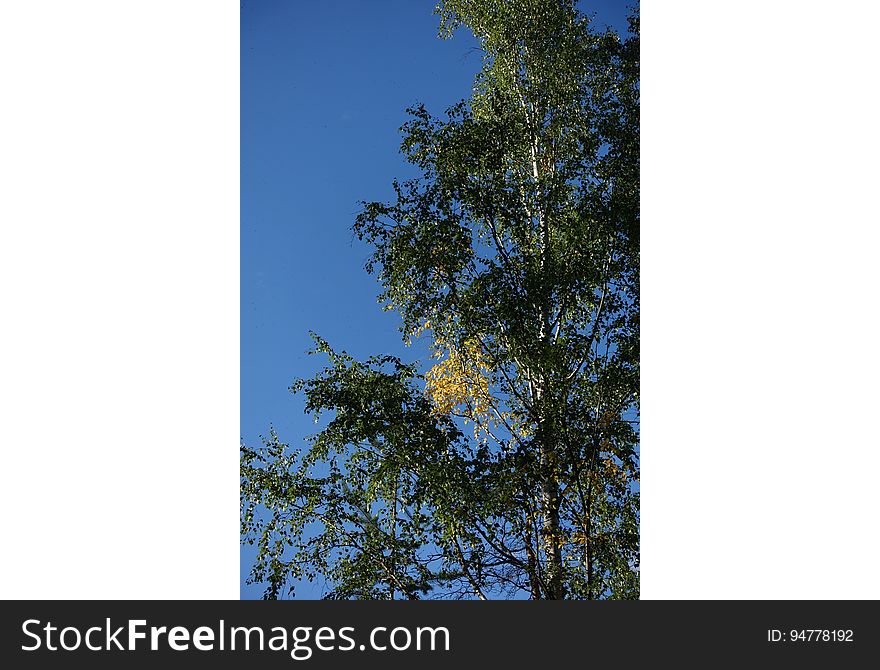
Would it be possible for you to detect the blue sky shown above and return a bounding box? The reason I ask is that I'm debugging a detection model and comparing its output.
[241,0,634,599]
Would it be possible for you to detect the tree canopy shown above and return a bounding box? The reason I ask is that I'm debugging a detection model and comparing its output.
[242,0,639,600]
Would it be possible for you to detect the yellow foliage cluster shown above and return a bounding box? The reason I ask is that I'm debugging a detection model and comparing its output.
[570,531,589,546]
[504,411,532,439]
[600,455,628,486]
[425,338,493,429]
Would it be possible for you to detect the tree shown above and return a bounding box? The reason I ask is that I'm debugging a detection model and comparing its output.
[241,0,639,600]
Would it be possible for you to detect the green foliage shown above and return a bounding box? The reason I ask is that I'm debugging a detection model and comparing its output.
[242,0,639,600]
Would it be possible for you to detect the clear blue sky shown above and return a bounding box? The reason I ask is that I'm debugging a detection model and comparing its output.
[241,0,634,599]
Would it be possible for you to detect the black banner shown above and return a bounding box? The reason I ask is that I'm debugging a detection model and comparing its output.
[2,601,875,666]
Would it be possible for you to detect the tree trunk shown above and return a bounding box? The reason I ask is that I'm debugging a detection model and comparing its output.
[535,388,564,598]
[540,443,564,599]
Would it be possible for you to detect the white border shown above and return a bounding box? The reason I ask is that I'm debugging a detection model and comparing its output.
[642,0,880,598]
[0,1,239,599]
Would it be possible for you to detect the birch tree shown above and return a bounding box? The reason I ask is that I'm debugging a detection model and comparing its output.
[242,0,639,600]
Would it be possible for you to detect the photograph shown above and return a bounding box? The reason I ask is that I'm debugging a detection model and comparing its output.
[240,0,639,600]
